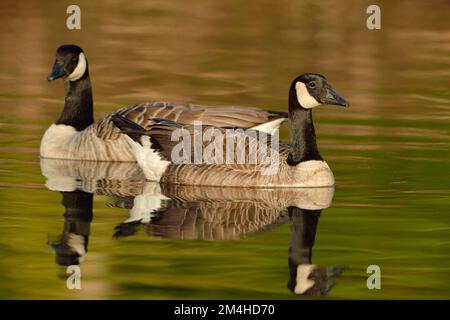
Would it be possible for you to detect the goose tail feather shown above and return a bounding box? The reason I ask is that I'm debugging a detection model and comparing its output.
[111,114,146,143]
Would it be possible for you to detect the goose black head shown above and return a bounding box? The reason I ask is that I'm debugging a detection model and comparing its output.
[289,73,349,110]
[47,45,88,82]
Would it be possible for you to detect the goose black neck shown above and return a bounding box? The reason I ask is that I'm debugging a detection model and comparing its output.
[55,72,93,131]
[287,89,322,166]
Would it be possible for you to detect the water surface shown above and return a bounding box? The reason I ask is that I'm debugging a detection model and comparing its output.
[0,0,449,299]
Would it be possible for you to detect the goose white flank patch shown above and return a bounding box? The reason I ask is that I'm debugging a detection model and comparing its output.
[41,44,288,161]
[112,73,349,187]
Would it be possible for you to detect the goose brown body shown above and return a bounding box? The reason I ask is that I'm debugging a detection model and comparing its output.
[113,117,335,187]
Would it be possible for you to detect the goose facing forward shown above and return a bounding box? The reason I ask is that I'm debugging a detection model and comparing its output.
[41,45,288,161]
[112,73,349,187]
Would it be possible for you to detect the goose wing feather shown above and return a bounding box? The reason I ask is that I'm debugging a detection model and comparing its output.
[139,120,291,182]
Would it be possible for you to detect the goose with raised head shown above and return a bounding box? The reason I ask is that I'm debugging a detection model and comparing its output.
[112,73,349,187]
[41,45,288,161]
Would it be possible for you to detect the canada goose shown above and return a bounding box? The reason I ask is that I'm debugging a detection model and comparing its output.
[41,44,288,161]
[112,73,349,187]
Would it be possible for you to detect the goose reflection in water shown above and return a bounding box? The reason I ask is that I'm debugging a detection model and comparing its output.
[287,207,343,295]
[41,158,342,296]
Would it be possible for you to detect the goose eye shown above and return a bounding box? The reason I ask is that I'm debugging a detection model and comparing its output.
[308,82,316,89]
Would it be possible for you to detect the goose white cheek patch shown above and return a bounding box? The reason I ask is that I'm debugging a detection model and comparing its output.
[295,82,321,109]
[67,52,87,81]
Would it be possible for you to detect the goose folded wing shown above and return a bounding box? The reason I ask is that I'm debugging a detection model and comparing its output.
[143,120,289,173]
